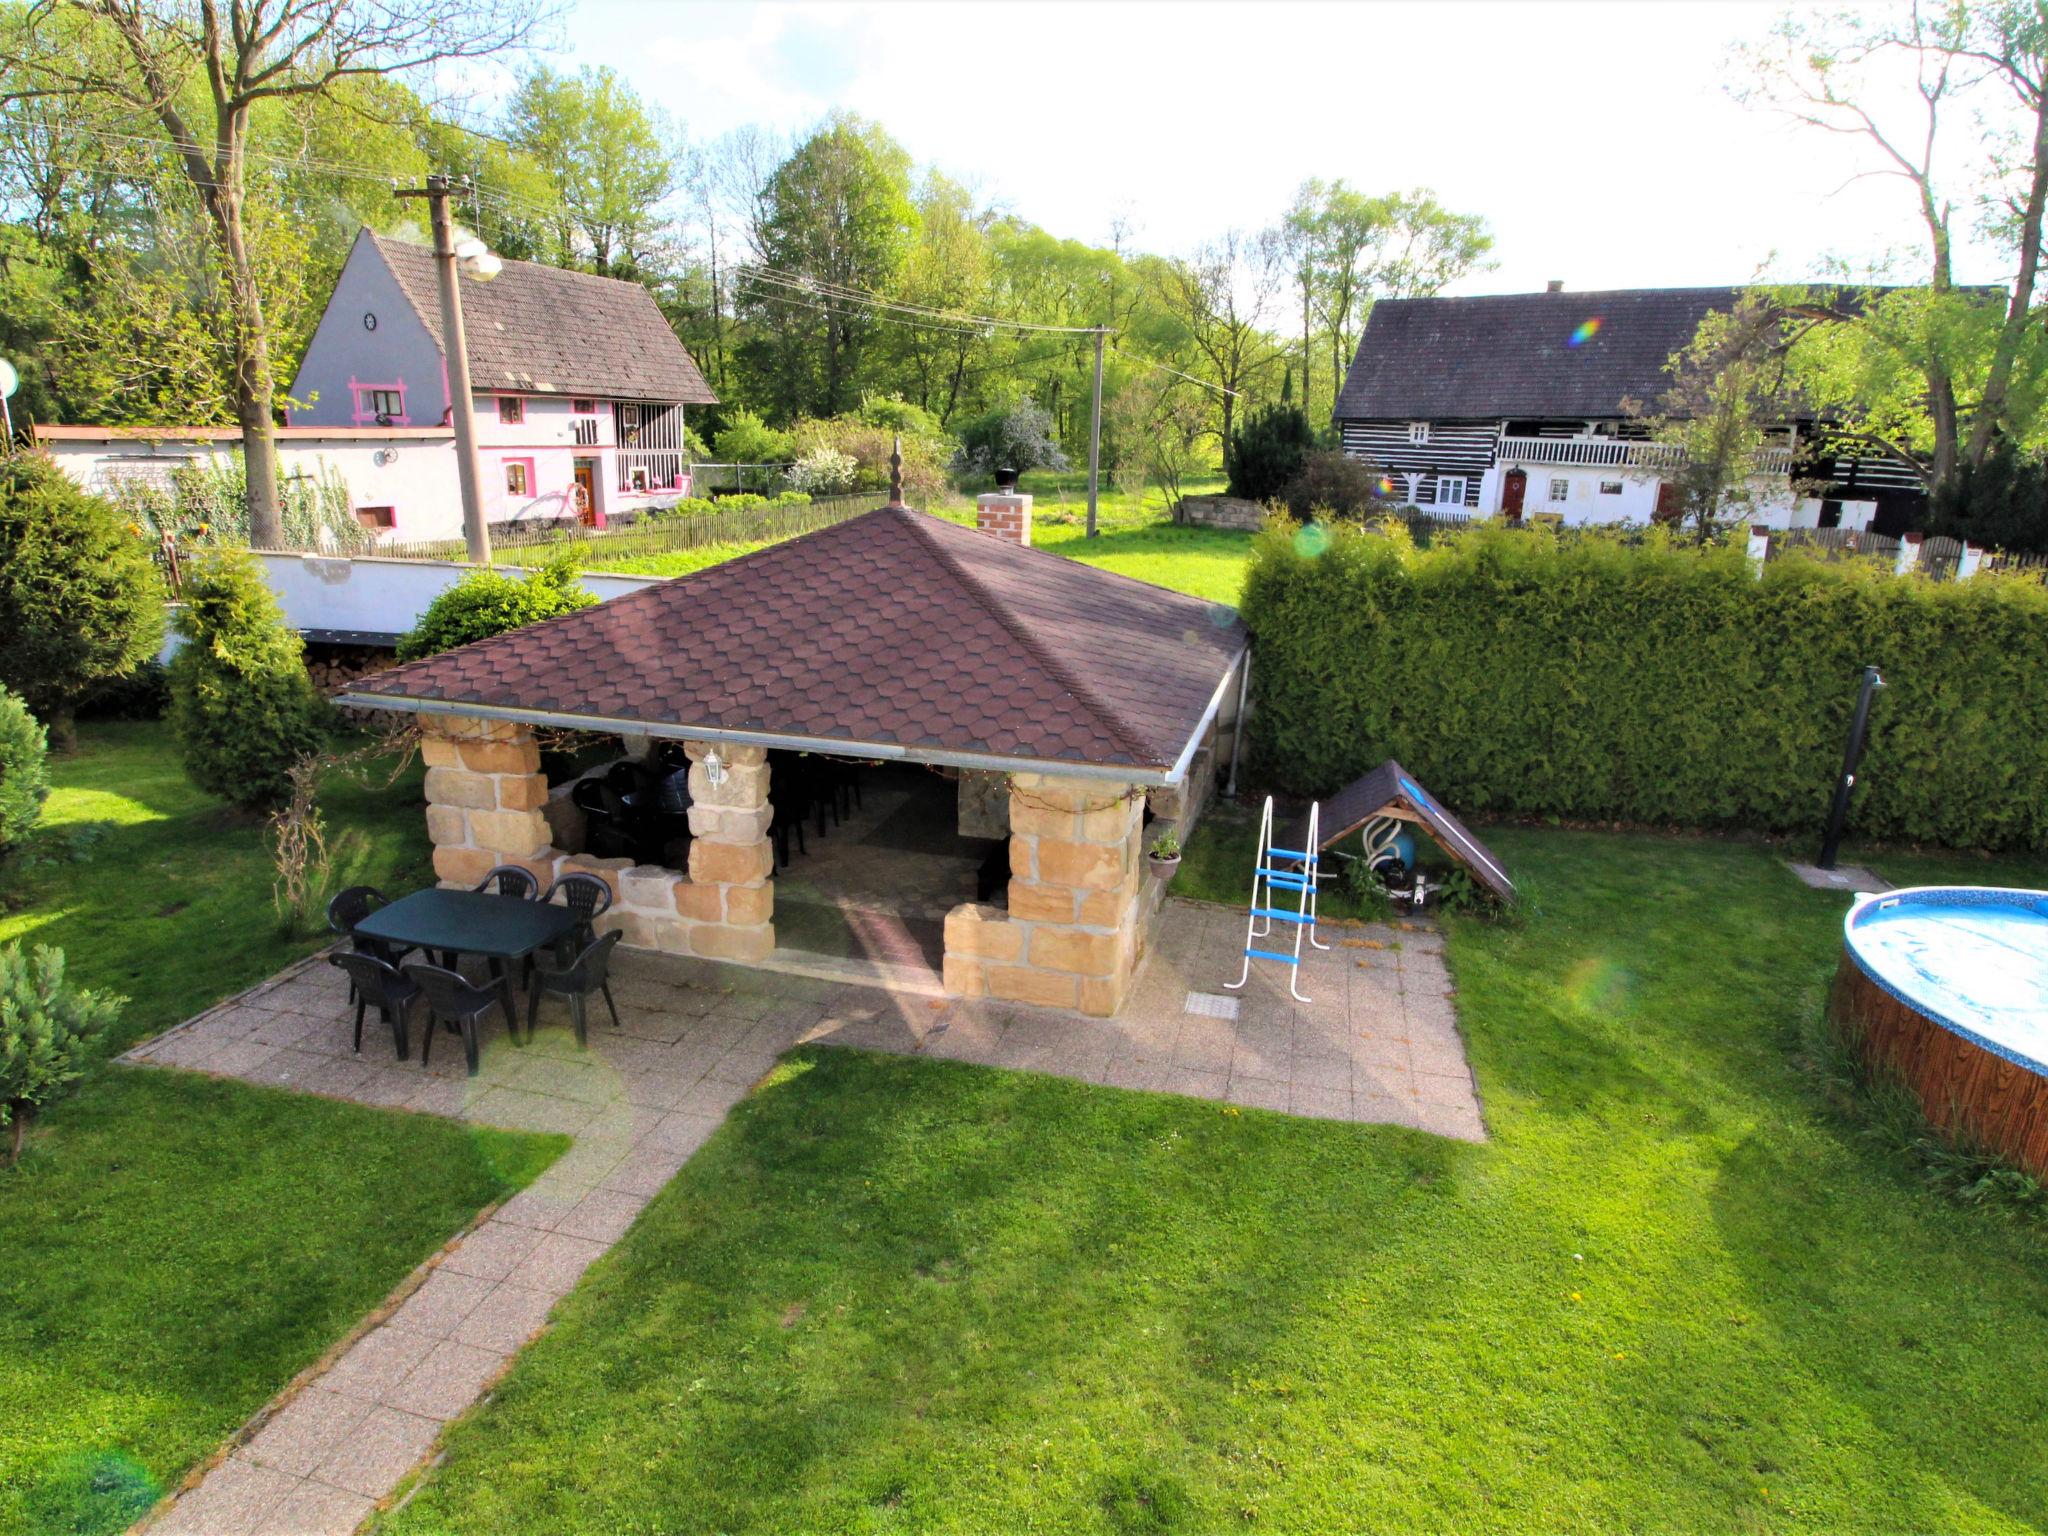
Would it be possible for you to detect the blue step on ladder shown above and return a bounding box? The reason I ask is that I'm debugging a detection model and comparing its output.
[1224,796,1329,1003]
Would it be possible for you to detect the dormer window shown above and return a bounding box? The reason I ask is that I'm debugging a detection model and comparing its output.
[1407,421,1430,445]
[498,396,525,426]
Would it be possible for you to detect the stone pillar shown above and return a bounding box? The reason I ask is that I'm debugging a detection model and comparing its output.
[679,741,775,962]
[975,491,1032,547]
[943,771,1145,1017]
[420,715,554,889]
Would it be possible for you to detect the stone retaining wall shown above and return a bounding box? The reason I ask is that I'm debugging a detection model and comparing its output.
[1179,494,1269,532]
[419,715,772,963]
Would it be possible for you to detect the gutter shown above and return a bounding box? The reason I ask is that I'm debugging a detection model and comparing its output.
[339,690,1190,787]
[1165,642,1251,789]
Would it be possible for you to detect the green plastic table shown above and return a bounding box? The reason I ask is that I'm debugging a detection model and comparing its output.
[353,888,577,1039]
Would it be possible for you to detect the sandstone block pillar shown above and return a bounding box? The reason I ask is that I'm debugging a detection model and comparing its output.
[942,770,1146,1017]
[420,714,555,890]
[680,740,775,962]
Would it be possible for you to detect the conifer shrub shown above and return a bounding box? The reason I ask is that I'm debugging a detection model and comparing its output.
[0,685,49,856]
[0,453,165,747]
[166,548,326,812]
[1226,404,1316,503]
[0,943,118,1168]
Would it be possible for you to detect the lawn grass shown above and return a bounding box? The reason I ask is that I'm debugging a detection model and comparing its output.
[0,720,434,1053]
[380,828,2048,1535]
[0,1069,562,1535]
[0,723,562,1534]
[593,472,1256,606]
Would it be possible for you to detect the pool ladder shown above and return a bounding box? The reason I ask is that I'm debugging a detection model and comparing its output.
[1225,796,1329,1003]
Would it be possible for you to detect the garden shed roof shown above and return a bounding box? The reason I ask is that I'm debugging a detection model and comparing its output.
[343,506,1247,783]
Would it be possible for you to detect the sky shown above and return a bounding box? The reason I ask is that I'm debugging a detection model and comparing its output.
[539,0,2008,298]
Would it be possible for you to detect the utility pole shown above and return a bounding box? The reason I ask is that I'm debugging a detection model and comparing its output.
[1086,326,1106,539]
[397,174,491,564]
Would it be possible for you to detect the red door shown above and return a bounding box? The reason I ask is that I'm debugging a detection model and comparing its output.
[1501,468,1527,520]
[1653,480,1681,524]
[572,460,598,527]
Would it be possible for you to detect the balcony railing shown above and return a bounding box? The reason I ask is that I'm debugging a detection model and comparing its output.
[1497,437,1796,475]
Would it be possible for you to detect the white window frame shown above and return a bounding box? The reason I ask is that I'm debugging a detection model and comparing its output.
[1407,421,1431,445]
[1549,477,1571,503]
[1435,475,1467,507]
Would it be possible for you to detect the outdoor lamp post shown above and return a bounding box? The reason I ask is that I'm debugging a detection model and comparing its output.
[1817,664,1885,870]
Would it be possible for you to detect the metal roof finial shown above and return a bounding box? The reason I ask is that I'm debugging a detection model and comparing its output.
[886,434,906,509]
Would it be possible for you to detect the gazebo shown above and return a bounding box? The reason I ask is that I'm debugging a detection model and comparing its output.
[342,484,1248,1017]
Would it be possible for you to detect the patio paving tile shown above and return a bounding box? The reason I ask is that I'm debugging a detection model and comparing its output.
[554,1187,652,1245]
[384,1338,508,1420]
[308,1404,443,1497]
[386,1268,496,1340]
[133,899,1483,1529]
[240,1387,373,1478]
[439,1219,545,1284]
[149,1454,293,1536]
[454,1280,563,1355]
[503,1231,610,1297]
[321,1324,439,1403]
[263,1477,376,1536]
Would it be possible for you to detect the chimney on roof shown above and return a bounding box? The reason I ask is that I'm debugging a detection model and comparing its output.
[975,470,1032,547]
[1546,279,1565,293]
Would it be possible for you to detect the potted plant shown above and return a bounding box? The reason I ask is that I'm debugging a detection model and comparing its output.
[1146,829,1182,881]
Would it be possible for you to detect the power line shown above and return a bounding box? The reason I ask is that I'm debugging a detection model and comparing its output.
[737,264,1106,337]
[1109,344,1241,398]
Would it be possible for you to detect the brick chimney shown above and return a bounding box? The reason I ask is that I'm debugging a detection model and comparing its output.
[1546,279,1564,293]
[975,474,1032,546]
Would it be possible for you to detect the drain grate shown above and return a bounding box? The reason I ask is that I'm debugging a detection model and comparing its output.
[1183,991,1240,1021]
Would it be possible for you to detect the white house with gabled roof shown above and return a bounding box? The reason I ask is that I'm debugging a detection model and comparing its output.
[287,230,719,537]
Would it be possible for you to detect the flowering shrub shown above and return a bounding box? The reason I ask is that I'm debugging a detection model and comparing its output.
[785,447,859,496]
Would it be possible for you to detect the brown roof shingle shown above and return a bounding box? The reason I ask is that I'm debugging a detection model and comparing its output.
[369,232,717,405]
[349,508,1247,776]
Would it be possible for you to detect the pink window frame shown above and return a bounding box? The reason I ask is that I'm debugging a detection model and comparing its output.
[502,457,537,500]
[497,395,526,426]
[348,376,409,426]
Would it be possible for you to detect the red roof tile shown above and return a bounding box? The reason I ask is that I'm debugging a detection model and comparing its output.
[351,508,1247,775]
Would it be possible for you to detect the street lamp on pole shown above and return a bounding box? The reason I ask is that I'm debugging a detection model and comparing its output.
[396,174,501,563]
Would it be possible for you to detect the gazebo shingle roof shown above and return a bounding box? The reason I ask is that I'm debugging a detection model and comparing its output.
[348,507,1247,777]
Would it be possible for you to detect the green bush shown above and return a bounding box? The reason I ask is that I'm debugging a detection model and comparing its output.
[711,409,795,467]
[646,492,813,522]
[398,552,598,661]
[791,413,949,499]
[0,686,49,856]
[1240,519,2048,850]
[0,453,165,746]
[0,943,119,1168]
[167,548,327,812]
[1280,450,1387,520]
[1226,404,1316,503]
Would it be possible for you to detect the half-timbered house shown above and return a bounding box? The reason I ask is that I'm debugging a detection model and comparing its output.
[1332,284,1925,531]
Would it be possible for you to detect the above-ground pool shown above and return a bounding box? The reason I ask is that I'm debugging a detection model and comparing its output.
[1830,886,2048,1175]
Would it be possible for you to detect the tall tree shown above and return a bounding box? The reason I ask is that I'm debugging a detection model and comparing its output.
[3,0,543,545]
[737,113,916,420]
[505,64,680,279]
[1142,230,1284,447]
[1739,1,2048,493]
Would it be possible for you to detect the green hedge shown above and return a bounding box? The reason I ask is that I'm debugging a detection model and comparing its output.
[1239,520,2048,850]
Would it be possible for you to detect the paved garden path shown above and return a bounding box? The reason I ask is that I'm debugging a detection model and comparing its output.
[125,898,1478,1535]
